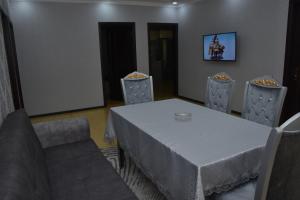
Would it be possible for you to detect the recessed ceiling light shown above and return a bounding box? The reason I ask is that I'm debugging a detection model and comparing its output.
[172,1,178,5]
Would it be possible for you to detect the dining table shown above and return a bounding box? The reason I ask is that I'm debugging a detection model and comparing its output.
[105,98,272,200]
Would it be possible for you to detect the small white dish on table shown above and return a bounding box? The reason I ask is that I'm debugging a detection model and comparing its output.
[174,112,192,121]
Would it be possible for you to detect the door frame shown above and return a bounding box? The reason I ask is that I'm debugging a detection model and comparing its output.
[147,23,179,96]
[281,0,300,122]
[283,0,296,85]
[98,22,137,106]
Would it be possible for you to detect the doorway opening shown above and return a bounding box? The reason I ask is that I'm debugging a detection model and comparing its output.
[281,0,300,122]
[99,22,137,106]
[148,23,178,100]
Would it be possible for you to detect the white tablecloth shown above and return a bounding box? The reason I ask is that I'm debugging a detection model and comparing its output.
[105,99,271,200]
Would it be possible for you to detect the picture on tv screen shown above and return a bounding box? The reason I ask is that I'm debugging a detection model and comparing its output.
[203,32,237,61]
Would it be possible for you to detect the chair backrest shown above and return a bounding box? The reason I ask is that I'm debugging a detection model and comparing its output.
[121,72,154,105]
[254,113,300,200]
[205,73,235,113]
[242,78,287,127]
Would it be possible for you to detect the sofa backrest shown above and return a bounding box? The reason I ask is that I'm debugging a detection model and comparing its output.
[0,110,51,200]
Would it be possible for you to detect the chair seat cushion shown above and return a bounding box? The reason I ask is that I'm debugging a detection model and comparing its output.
[213,181,256,200]
[45,140,138,200]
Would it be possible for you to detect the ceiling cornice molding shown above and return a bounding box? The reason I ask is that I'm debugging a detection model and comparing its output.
[185,0,204,5]
[107,1,174,7]
[10,0,187,7]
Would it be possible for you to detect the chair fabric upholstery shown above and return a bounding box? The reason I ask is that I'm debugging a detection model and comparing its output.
[255,113,300,200]
[121,72,154,105]
[0,110,51,200]
[242,80,287,127]
[212,113,300,200]
[205,76,235,113]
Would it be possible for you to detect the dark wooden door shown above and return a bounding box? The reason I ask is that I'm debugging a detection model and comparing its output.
[148,23,178,99]
[99,23,137,102]
[1,9,24,109]
[281,0,300,122]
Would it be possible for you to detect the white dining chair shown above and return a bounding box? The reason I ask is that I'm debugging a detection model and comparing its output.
[211,112,300,200]
[121,72,154,105]
[242,76,287,127]
[205,73,235,113]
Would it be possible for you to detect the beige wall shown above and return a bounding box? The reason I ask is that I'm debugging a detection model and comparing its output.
[10,0,290,114]
[178,0,289,112]
[11,2,178,115]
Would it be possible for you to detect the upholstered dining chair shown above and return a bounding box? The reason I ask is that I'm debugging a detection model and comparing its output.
[121,72,154,105]
[205,73,235,113]
[242,76,287,127]
[210,112,300,200]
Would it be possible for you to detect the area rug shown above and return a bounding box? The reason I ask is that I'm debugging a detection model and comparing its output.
[101,147,166,200]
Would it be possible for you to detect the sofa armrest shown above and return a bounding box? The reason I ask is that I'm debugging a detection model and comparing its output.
[33,117,90,148]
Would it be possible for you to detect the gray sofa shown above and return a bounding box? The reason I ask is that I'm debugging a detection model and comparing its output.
[0,109,138,200]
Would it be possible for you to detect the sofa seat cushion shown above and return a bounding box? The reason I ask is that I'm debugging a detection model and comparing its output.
[45,139,98,165]
[45,140,138,200]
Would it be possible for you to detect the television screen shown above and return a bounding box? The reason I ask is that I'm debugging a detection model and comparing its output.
[203,32,236,61]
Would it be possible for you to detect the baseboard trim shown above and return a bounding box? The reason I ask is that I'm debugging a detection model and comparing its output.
[177,95,205,105]
[177,95,241,116]
[29,105,105,118]
[231,110,242,116]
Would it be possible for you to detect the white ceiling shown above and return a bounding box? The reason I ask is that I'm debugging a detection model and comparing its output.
[11,0,199,6]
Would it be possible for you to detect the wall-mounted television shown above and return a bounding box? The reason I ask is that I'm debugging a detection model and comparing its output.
[203,32,237,61]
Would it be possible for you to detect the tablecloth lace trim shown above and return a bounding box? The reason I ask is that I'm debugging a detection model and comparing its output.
[125,151,174,200]
[204,173,259,196]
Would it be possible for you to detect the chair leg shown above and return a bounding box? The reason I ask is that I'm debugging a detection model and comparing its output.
[118,144,125,169]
